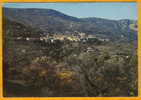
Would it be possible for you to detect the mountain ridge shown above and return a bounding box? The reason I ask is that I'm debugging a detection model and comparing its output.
[3,7,137,42]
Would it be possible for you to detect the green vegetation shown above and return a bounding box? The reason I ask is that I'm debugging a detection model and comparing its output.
[3,9,137,97]
[3,28,137,97]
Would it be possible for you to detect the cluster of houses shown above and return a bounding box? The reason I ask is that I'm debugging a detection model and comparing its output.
[16,32,110,43]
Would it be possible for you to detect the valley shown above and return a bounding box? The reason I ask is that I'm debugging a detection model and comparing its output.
[3,7,138,97]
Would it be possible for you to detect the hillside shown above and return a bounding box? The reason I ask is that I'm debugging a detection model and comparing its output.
[3,7,138,97]
[3,7,137,42]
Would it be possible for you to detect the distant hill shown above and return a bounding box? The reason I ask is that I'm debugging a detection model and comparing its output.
[3,7,137,42]
[3,18,43,38]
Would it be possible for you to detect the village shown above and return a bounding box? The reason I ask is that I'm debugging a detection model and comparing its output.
[16,31,110,43]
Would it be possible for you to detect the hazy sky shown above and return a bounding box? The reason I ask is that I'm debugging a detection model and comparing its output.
[3,3,137,20]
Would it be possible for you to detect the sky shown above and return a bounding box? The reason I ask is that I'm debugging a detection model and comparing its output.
[3,3,137,20]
